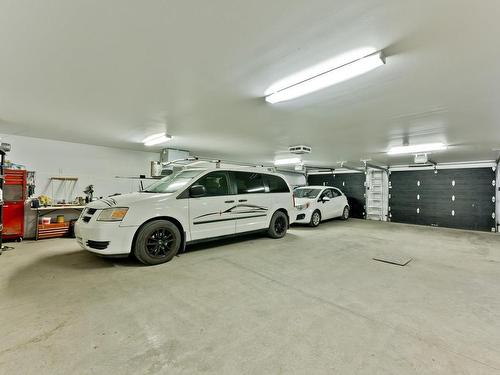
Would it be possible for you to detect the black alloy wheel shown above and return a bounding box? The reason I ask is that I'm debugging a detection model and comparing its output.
[134,220,181,265]
[268,211,289,239]
[274,216,287,235]
[145,228,176,258]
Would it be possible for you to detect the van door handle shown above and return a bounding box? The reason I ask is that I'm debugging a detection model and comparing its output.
[225,200,235,203]
[238,199,247,202]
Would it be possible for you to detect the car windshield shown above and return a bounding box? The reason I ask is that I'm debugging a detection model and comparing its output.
[143,169,204,193]
[293,188,322,199]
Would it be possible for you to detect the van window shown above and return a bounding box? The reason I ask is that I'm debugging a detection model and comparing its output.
[195,171,230,196]
[234,172,265,194]
[265,174,290,193]
[144,169,203,193]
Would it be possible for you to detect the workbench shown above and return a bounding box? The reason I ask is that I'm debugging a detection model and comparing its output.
[32,205,85,240]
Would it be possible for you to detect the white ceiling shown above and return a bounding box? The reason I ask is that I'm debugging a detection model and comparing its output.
[1,0,500,167]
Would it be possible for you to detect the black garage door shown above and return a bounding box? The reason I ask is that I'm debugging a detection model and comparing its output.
[389,168,496,232]
[307,173,366,218]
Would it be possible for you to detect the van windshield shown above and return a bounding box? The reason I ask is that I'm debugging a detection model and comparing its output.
[293,188,322,199]
[143,169,204,193]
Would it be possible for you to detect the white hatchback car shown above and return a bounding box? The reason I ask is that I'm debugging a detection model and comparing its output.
[293,185,350,227]
[75,166,295,265]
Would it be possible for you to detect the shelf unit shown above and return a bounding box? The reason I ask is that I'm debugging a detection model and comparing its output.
[37,222,70,239]
[50,176,78,181]
[2,169,27,241]
[33,206,85,240]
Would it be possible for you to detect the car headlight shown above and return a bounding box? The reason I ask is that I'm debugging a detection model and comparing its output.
[97,207,129,221]
[296,202,310,210]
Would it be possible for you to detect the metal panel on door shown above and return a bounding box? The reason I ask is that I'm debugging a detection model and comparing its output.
[389,168,496,232]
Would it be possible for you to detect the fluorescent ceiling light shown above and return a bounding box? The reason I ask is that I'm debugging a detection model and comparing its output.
[142,133,172,146]
[387,143,448,155]
[265,50,385,104]
[142,133,165,143]
[274,157,302,166]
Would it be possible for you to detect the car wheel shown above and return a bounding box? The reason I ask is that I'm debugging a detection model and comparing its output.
[268,211,288,239]
[309,210,321,227]
[134,220,181,265]
[341,206,349,220]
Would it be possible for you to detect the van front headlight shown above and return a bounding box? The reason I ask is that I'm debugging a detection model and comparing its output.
[97,207,129,221]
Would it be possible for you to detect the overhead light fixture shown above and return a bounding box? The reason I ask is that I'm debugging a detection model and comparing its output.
[387,143,448,155]
[265,50,385,104]
[274,157,302,166]
[142,133,172,146]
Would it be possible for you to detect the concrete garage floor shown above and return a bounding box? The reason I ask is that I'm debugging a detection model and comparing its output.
[1,219,500,374]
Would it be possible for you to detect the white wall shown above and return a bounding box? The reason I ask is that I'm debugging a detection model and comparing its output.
[3,135,159,201]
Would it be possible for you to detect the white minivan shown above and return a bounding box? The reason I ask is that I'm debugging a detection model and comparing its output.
[75,165,295,265]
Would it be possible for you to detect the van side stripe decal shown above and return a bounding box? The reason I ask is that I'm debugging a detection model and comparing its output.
[193,204,269,221]
[193,214,267,225]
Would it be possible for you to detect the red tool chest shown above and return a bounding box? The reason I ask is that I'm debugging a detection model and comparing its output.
[3,169,27,241]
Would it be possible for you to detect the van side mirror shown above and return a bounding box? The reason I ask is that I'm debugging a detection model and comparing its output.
[190,185,207,198]
[321,196,331,203]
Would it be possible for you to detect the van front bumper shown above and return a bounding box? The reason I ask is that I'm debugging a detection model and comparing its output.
[75,219,138,256]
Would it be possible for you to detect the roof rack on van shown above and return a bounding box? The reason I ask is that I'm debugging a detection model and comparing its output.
[161,156,276,171]
[160,156,198,166]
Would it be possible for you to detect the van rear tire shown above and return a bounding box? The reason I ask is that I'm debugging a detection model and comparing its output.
[134,220,181,265]
[268,211,288,239]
